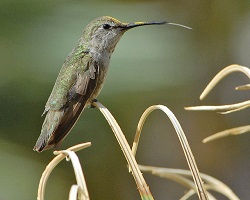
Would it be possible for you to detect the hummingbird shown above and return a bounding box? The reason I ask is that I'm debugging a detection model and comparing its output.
[33,16,191,152]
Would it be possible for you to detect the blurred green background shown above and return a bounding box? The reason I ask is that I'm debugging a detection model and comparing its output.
[0,0,250,199]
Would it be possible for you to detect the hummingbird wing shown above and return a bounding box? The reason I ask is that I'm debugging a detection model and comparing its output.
[34,59,99,152]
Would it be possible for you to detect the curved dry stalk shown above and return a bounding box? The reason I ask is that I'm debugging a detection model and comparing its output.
[199,64,250,100]
[203,125,250,143]
[180,189,217,200]
[92,101,153,200]
[185,65,250,112]
[37,142,91,200]
[131,105,208,200]
[180,190,202,200]
[69,185,84,200]
[236,84,250,90]
[219,104,250,114]
[54,150,89,200]
[185,100,250,113]
[139,165,239,200]
[185,65,250,142]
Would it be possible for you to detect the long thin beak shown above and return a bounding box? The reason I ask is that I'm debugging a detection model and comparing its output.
[125,21,167,29]
[120,21,192,30]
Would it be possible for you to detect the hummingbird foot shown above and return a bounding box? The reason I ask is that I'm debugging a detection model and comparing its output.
[90,99,98,108]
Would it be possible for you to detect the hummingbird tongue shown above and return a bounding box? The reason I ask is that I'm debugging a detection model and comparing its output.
[166,22,192,30]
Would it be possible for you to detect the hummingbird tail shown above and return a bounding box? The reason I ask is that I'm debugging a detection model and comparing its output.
[33,109,64,152]
[34,94,89,152]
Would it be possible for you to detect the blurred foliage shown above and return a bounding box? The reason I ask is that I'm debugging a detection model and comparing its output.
[0,0,250,199]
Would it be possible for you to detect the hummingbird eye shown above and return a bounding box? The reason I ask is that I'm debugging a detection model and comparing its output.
[103,24,111,30]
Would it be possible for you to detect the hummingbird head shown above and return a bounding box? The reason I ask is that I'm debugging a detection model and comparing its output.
[82,16,191,57]
[83,16,167,54]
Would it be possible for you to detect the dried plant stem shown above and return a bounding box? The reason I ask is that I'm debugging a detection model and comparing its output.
[236,84,250,90]
[139,165,239,200]
[185,100,250,113]
[185,65,250,113]
[37,142,91,200]
[92,101,153,200]
[131,105,208,200]
[180,190,201,200]
[203,125,250,143]
[199,64,250,100]
[54,150,89,200]
[186,64,250,142]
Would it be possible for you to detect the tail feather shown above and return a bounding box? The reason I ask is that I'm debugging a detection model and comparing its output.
[33,109,64,152]
[33,94,88,152]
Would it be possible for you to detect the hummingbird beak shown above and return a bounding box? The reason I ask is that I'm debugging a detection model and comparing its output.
[121,21,167,30]
[119,21,192,30]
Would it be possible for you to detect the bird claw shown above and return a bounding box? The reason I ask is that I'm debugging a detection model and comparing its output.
[90,99,98,108]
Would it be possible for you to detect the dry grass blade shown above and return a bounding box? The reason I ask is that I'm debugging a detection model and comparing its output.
[236,84,250,90]
[139,165,239,200]
[92,101,153,200]
[203,125,250,143]
[180,190,207,200]
[185,64,250,142]
[185,100,250,113]
[37,142,91,200]
[131,105,208,200]
[54,150,89,200]
[219,104,250,114]
[199,64,250,100]
[69,185,84,200]
[185,65,250,113]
